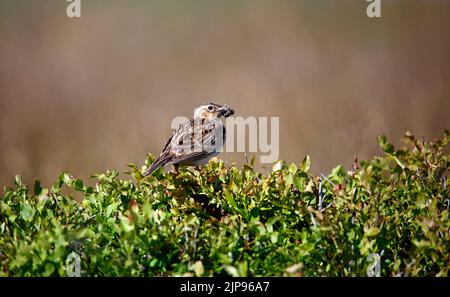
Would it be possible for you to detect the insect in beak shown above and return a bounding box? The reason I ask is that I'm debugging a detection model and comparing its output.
[218,106,235,118]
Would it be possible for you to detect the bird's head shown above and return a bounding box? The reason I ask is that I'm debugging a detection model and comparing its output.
[193,102,235,120]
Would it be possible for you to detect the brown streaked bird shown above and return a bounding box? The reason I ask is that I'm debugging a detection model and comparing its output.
[143,102,235,176]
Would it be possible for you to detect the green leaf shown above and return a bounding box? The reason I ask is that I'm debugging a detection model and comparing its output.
[288,163,298,174]
[224,190,238,210]
[250,208,260,221]
[224,265,239,277]
[14,175,23,187]
[329,165,346,184]
[33,180,43,195]
[301,155,311,172]
[74,179,84,192]
[364,227,380,237]
[294,171,308,190]
[238,261,248,277]
[270,232,279,244]
[194,261,204,276]
[20,203,34,221]
[106,202,120,218]
[377,135,394,154]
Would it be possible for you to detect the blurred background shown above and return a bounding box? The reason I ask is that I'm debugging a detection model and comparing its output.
[1,0,449,188]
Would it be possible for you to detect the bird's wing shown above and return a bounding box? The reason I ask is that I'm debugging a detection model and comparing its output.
[144,118,224,176]
[169,118,224,158]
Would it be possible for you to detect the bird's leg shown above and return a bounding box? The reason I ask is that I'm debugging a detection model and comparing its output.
[171,164,179,175]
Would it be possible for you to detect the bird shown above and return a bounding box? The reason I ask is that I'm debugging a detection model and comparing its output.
[143,102,235,176]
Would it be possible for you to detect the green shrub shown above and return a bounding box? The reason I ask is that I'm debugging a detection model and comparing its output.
[1,131,449,276]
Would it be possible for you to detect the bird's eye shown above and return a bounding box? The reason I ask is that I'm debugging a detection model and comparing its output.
[207,105,214,111]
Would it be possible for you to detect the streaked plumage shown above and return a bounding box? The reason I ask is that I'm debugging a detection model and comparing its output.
[144,103,234,176]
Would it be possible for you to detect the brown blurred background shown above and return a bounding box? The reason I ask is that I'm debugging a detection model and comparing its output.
[1,0,449,188]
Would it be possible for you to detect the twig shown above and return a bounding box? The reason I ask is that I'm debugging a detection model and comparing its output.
[318,176,323,210]
[51,193,63,211]
[446,197,449,221]
[184,225,191,243]
[310,213,318,227]
[318,174,337,212]
[320,174,336,188]
[193,225,199,259]
[321,202,334,212]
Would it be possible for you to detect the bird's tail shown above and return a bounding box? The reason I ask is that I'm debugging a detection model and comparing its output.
[143,156,169,176]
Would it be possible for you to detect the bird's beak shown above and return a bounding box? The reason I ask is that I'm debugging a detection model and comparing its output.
[218,106,234,118]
